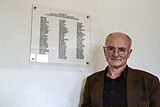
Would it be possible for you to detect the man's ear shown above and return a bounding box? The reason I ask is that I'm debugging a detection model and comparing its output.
[103,46,107,56]
[128,49,132,58]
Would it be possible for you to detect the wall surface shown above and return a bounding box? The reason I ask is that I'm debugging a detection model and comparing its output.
[0,0,160,107]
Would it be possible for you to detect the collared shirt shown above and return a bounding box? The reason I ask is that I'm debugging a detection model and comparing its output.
[103,66,128,107]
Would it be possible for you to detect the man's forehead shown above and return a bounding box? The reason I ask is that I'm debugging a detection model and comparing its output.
[107,33,129,40]
[105,33,132,48]
[106,33,131,43]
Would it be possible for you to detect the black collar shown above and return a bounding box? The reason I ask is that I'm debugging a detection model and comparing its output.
[104,65,128,80]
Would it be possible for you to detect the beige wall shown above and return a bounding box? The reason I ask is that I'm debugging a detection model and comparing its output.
[0,0,160,107]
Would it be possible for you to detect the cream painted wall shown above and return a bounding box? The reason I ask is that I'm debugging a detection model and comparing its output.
[0,0,160,107]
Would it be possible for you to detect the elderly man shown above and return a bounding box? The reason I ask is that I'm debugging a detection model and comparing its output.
[81,32,160,107]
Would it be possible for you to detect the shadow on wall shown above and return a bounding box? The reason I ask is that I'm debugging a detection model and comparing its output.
[78,77,87,107]
[78,45,107,106]
[90,45,107,72]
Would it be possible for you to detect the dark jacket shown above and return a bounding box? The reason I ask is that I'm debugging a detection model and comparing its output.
[81,67,160,107]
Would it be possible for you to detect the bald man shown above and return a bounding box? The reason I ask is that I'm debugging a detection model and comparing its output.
[81,32,160,107]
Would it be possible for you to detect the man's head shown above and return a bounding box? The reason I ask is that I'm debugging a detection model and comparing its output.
[103,32,132,68]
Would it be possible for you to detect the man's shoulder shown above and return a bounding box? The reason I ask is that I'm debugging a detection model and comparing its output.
[87,70,104,80]
[128,67,159,80]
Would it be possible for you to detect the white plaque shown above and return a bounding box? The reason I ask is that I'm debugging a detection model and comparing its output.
[30,4,90,65]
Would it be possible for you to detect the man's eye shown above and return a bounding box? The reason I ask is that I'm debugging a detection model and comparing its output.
[108,47,115,50]
[109,48,114,50]
[119,48,126,52]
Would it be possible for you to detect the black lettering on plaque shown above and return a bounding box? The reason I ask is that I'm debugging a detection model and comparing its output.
[39,16,49,54]
[77,22,85,59]
[59,19,68,59]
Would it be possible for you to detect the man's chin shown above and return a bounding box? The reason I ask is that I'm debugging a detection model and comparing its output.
[110,61,122,66]
[110,63,123,68]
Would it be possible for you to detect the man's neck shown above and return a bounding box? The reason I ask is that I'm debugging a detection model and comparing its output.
[107,65,126,79]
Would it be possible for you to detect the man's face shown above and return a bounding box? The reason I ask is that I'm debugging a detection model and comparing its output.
[103,34,132,68]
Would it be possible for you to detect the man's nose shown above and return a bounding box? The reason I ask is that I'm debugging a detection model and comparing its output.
[112,50,119,57]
